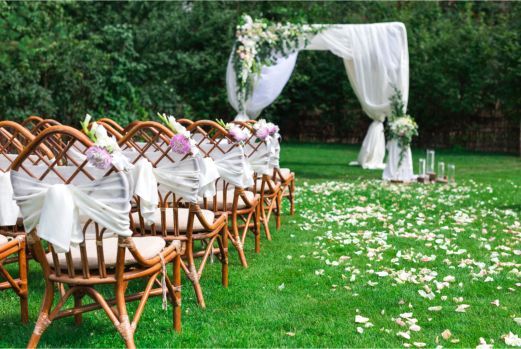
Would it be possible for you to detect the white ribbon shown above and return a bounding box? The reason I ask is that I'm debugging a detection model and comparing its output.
[11,171,132,253]
[194,155,220,198]
[0,171,20,226]
[153,158,200,203]
[268,134,281,170]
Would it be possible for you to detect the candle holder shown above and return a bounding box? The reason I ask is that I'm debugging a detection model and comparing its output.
[426,149,436,181]
[417,158,429,183]
[448,164,456,183]
[437,161,448,183]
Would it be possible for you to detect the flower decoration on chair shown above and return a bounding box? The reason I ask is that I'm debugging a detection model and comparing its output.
[232,14,323,113]
[216,119,251,144]
[253,119,280,141]
[81,114,124,170]
[387,87,418,166]
[157,113,196,155]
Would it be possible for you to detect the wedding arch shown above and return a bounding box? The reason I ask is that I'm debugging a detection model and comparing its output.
[226,17,410,170]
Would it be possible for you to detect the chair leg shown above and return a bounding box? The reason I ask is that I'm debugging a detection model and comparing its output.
[186,240,205,308]
[28,281,54,348]
[18,243,29,324]
[260,198,272,241]
[254,204,261,253]
[275,191,282,230]
[73,293,83,325]
[218,225,229,288]
[230,213,247,268]
[289,178,295,215]
[173,255,182,333]
[115,282,136,349]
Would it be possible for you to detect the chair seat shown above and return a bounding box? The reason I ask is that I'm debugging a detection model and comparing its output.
[198,190,256,211]
[279,168,294,180]
[45,236,174,270]
[0,234,8,247]
[254,179,278,193]
[132,207,215,233]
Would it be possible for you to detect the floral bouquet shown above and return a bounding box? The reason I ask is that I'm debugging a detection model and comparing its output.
[216,119,252,144]
[157,113,196,156]
[387,87,418,166]
[81,114,125,170]
[232,14,322,112]
[253,119,280,141]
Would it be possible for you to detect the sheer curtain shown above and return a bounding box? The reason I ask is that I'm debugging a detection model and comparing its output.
[226,22,409,169]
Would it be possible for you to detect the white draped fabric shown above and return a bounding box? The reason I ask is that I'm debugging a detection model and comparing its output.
[11,171,132,253]
[226,22,409,169]
[382,139,415,182]
[0,171,20,226]
[154,158,200,203]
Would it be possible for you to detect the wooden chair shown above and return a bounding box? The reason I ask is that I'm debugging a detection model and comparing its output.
[186,120,261,264]
[98,118,126,134]
[231,122,282,239]
[118,121,229,308]
[11,126,183,348]
[20,116,44,131]
[0,120,54,324]
[235,120,296,215]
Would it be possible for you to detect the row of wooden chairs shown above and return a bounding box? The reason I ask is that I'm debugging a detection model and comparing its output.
[0,115,296,348]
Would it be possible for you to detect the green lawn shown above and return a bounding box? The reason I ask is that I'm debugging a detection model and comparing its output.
[1,143,520,348]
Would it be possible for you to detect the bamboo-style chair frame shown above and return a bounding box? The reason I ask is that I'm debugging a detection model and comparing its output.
[229,121,282,239]
[0,121,55,324]
[117,121,229,308]
[234,119,295,215]
[12,126,183,348]
[98,118,126,134]
[20,116,44,131]
[186,120,261,263]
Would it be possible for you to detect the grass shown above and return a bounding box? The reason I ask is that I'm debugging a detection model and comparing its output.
[0,143,520,348]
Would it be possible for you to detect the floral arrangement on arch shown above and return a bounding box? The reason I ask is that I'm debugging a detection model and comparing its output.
[216,119,252,144]
[157,113,197,156]
[81,114,128,170]
[232,14,322,114]
[387,87,418,166]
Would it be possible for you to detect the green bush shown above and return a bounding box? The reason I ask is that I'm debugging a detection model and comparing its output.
[0,1,519,133]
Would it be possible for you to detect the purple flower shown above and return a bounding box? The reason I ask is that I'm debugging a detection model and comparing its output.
[86,146,112,170]
[255,126,270,141]
[266,123,279,136]
[228,126,249,143]
[169,134,191,155]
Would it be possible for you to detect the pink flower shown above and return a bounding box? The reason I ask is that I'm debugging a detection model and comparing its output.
[228,126,249,142]
[255,126,270,141]
[86,146,112,170]
[266,123,279,136]
[169,134,191,155]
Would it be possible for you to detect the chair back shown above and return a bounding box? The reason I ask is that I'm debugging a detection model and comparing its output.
[10,126,132,280]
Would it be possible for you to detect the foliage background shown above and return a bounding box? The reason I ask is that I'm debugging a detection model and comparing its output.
[0,1,519,150]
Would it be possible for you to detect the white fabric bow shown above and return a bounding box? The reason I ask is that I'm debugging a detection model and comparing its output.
[245,142,271,176]
[128,159,159,225]
[154,157,201,203]
[10,171,132,253]
[194,155,220,198]
[0,171,20,226]
[268,134,281,170]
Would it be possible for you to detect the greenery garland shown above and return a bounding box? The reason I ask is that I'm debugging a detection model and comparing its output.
[232,14,323,114]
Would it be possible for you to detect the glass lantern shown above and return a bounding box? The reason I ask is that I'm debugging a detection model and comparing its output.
[448,164,456,183]
[426,150,435,174]
[418,158,426,177]
[437,162,445,180]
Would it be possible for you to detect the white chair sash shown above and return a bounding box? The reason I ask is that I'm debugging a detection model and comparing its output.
[268,135,281,169]
[213,146,254,188]
[11,171,132,253]
[194,155,220,198]
[0,171,20,226]
[154,157,201,203]
[245,142,271,176]
[128,159,159,225]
